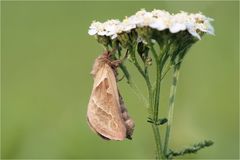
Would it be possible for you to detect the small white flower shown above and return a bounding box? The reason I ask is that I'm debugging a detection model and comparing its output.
[185,12,214,39]
[102,19,121,38]
[149,20,166,31]
[169,11,189,33]
[186,23,201,40]
[88,19,121,38]
[151,9,171,18]
[88,21,103,36]
[149,9,171,31]
[135,9,150,17]
[117,17,136,34]
[190,13,215,35]
[133,9,155,27]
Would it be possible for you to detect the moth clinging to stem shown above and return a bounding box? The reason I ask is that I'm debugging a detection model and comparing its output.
[87,51,135,140]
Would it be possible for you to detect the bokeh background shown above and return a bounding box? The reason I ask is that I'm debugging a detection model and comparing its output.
[1,1,239,159]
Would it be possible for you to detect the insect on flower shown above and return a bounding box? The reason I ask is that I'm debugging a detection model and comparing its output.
[87,8,215,159]
[87,51,134,140]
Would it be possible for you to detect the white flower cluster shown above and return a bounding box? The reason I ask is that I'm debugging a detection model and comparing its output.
[88,9,214,40]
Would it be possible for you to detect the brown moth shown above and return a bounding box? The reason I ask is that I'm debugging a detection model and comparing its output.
[87,51,135,140]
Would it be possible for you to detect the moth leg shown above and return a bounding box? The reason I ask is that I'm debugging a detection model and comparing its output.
[117,75,125,82]
[111,49,129,67]
[111,60,122,67]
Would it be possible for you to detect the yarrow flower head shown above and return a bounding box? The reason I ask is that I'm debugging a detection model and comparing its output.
[88,9,214,43]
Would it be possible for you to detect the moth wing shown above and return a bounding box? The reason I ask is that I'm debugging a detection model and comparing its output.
[87,63,127,140]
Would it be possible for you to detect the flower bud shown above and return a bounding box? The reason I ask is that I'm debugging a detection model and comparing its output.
[137,41,149,62]
[136,27,153,43]
[96,35,111,47]
[117,32,130,48]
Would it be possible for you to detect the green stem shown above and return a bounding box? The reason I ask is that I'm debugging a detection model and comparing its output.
[149,43,166,159]
[145,69,153,115]
[154,62,161,121]
[130,47,152,88]
[149,43,160,121]
[129,47,153,111]
[163,63,181,156]
[152,124,164,159]
[149,43,159,64]
[161,63,171,80]
[148,86,163,160]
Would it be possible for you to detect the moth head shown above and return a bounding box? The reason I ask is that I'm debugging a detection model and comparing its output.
[90,53,108,76]
[90,51,116,76]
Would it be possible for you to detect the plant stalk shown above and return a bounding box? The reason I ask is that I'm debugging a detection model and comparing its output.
[148,86,164,159]
[148,43,166,159]
[163,63,181,157]
[152,124,164,159]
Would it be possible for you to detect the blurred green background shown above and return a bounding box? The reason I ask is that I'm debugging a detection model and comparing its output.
[1,1,239,159]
